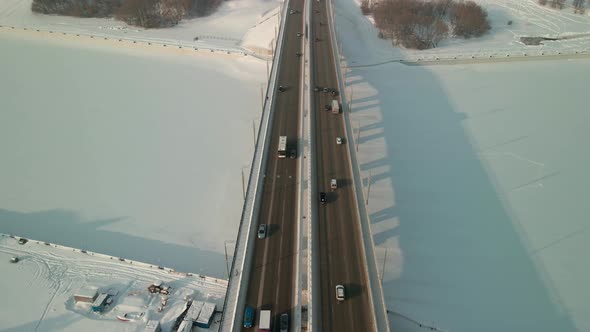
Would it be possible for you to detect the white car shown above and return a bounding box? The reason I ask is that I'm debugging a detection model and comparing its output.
[335,285,345,301]
[336,137,343,145]
[257,224,267,239]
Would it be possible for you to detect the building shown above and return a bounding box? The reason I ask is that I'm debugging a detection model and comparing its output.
[144,320,161,332]
[178,319,192,332]
[74,286,98,303]
[195,302,216,328]
[185,301,204,322]
[91,293,109,312]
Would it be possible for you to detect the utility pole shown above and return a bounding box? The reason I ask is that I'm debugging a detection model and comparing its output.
[224,240,235,280]
[356,121,361,152]
[260,83,264,110]
[252,120,257,149]
[366,170,372,205]
[241,167,246,201]
[224,241,230,279]
[380,247,388,286]
[349,86,354,110]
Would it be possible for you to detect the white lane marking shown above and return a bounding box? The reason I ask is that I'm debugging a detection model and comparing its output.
[274,168,290,313]
[257,158,281,309]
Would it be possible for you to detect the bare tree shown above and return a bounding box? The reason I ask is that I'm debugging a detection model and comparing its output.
[573,0,586,13]
[360,0,372,15]
[549,0,566,9]
[449,1,491,38]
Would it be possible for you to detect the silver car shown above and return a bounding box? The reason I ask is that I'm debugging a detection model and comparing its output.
[257,224,267,239]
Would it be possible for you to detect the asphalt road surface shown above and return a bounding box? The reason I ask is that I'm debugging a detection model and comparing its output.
[241,0,305,331]
[310,0,375,330]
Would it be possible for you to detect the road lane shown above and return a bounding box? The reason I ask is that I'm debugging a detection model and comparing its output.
[310,0,376,330]
[242,0,305,330]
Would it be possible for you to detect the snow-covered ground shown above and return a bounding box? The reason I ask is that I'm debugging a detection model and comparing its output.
[0,25,267,278]
[0,233,227,332]
[336,0,590,63]
[334,0,590,331]
[0,0,279,54]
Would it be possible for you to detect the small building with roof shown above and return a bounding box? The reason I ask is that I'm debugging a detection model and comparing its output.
[144,320,161,332]
[91,293,109,312]
[195,302,216,328]
[74,286,98,303]
[185,301,204,322]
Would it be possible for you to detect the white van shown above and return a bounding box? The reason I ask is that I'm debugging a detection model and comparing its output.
[330,179,337,190]
[335,285,345,301]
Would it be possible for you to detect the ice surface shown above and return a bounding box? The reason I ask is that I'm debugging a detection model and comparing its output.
[335,0,590,331]
[0,28,266,277]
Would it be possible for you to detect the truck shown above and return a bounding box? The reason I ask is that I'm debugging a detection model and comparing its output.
[331,99,340,114]
[259,310,271,332]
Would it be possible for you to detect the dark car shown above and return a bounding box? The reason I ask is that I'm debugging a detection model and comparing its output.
[280,313,289,332]
[324,104,331,111]
[320,192,327,205]
[314,86,321,92]
[290,149,297,159]
[278,85,286,92]
[323,87,330,93]
[296,52,303,57]
[243,306,255,328]
[331,90,339,96]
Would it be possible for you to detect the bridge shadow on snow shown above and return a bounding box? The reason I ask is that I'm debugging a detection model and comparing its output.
[0,208,227,278]
[0,312,82,332]
[342,57,578,332]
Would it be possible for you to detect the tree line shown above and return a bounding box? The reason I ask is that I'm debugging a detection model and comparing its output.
[363,0,491,49]
[538,0,586,14]
[538,0,587,13]
[31,0,223,28]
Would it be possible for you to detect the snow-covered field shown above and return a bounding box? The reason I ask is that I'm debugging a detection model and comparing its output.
[0,1,281,330]
[334,0,590,331]
[337,0,590,63]
[0,25,266,277]
[0,0,279,55]
[0,233,227,332]
[2,0,590,330]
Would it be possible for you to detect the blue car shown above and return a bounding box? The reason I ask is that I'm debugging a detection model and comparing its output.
[243,306,255,328]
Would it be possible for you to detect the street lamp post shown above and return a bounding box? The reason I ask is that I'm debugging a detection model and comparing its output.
[223,240,236,280]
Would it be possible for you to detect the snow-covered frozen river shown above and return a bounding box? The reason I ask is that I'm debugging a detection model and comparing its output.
[0,29,265,277]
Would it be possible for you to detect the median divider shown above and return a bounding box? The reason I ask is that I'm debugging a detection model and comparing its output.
[305,0,322,330]
[294,0,311,329]
[298,0,319,330]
